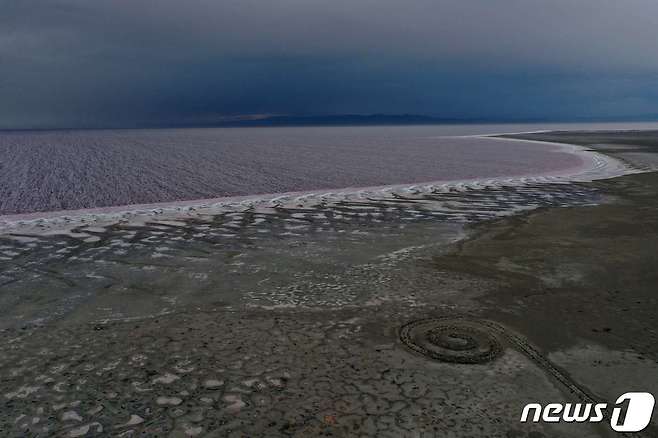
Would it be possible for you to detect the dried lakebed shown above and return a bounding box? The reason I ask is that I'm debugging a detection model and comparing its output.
[2,131,658,437]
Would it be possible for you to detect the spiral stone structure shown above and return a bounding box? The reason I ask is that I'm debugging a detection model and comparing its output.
[400,316,651,438]
[399,318,503,364]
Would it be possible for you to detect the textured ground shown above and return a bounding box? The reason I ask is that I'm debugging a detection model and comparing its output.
[0,182,600,329]
[2,307,620,438]
[0,126,583,215]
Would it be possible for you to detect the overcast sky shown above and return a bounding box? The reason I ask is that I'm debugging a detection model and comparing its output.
[2,0,658,128]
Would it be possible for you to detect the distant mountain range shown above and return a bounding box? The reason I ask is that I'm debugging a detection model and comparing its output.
[213,114,487,127]
[210,113,658,127]
[5,113,658,131]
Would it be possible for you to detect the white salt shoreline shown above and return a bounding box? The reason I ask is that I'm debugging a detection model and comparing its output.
[0,134,637,236]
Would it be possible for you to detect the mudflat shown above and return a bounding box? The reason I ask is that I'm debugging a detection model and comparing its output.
[1,131,658,437]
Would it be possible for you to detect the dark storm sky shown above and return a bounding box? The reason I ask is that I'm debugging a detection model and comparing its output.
[2,0,658,128]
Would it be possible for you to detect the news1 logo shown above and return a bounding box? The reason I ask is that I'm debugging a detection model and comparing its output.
[520,392,655,432]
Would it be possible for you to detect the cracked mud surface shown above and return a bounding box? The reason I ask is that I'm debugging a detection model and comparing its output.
[1,307,616,438]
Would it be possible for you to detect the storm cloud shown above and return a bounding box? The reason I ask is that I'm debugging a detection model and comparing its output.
[2,0,658,128]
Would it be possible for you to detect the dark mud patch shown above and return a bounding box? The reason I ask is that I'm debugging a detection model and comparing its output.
[432,171,658,357]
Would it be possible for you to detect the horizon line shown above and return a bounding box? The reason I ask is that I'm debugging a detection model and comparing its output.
[2,113,658,132]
